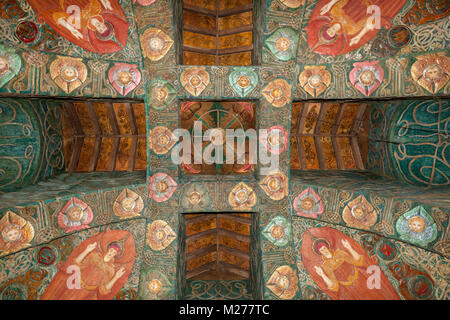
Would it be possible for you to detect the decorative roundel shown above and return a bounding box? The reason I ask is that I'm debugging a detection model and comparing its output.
[37,246,57,266]
[15,21,39,44]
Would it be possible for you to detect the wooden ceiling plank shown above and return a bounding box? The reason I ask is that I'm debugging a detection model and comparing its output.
[218,245,250,260]
[186,228,217,242]
[186,262,217,280]
[217,228,250,243]
[218,4,253,17]
[218,214,251,224]
[186,244,217,261]
[218,25,253,36]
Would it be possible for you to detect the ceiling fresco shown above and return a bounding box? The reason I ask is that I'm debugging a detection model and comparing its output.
[0,0,448,302]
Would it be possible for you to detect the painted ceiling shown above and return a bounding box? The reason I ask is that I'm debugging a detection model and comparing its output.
[0,0,448,301]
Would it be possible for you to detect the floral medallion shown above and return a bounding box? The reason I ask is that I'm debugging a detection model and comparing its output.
[113,188,144,219]
[349,60,384,96]
[228,182,256,210]
[146,220,176,251]
[108,62,141,96]
[49,56,87,93]
[262,79,291,107]
[395,206,438,247]
[265,27,299,61]
[229,67,258,97]
[0,211,34,255]
[266,265,298,300]
[57,197,93,233]
[0,45,21,89]
[180,67,210,97]
[149,173,178,202]
[411,53,449,94]
[259,125,288,154]
[342,195,377,229]
[293,187,324,218]
[140,27,174,61]
[180,183,212,210]
[263,217,291,247]
[299,66,331,98]
[259,171,289,200]
[150,126,176,155]
[149,79,176,110]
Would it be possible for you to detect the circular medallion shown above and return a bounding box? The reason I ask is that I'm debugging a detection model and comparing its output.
[117,71,133,87]
[149,37,164,51]
[188,74,202,88]
[1,224,22,242]
[351,204,367,219]
[37,246,56,266]
[267,177,281,192]
[358,69,376,87]
[60,66,79,83]
[423,64,443,82]
[270,86,283,100]
[235,189,249,203]
[15,21,38,44]
[276,37,291,52]
[271,225,285,239]
[408,275,434,299]
[154,86,168,102]
[148,279,163,294]
[277,275,290,290]
[156,180,169,193]
[300,196,315,211]
[121,197,136,212]
[188,191,202,205]
[408,216,427,233]
[308,74,323,88]
[67,206,84,222]
[156,132,171,147]
[388,25,412,48]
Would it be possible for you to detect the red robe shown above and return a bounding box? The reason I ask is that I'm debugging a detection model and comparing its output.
[41,229,136,300]
[301,227,400,300]
[306,0,408,56]
[26,0,129,54]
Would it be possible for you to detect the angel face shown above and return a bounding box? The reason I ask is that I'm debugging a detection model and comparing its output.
[267,177,281,191]
[271,225,285,239]
[156,180,169,193]
[308,74,323,88]
[156,133,170,146]
[61,66,79,83]
[189,75,202,88]
[277,275,290,290]
[358,69,376,86]
[351,204,367,219]
[188,191,202,205]
[155,86,169,102]
[408,216,426,233]
[235,189,249,203]
[121,197,136,212]
[104,247,119,262]
[0,57,9,76]
[2,224,22,243]
[301,197,315,211]
[237,75,251,88]
[67,206,84,222]
[424,64,443,82]
[326,23,341,38]
[319,246,332,259]
[117,71,133,86]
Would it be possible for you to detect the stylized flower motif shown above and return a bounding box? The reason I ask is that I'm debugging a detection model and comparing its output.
[229,67,258,97]
[180,183,212,210]
[140,27,174,61]
[146,220,177,251]
[263,216,291,247]
[349,60,384,96]
[141,269,172,299]
[150,126,176,155]
[267,265,298,300]
[113,188,144,219]
[57,197,93,233]
[49,56,87,93]
[133,0,156,6]
[342,195,377,229]
[265,27,299,61]
[261,79,291,107]
[0,211,34,255]
[149,173,178,203]
[0,45,21,89]
[149,79,176,110]
[299,66,331,98]
[228,182,256,210]
[396,206,437,247]
[259,171,288,200]
[108,62,141,96]
[411,53,449,94]
[293,187,324,218]
[259,125,288,154]
[180,67,210,97]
